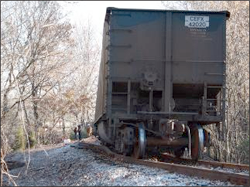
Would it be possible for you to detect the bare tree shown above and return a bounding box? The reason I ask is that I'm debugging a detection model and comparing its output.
[1,1,74,184]
[24,18,101,144]
[1,2,103,185]
[62,19,100,125]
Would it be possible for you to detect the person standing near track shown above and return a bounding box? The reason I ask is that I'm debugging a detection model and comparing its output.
[73,127,77,140]
[78,125,81,140]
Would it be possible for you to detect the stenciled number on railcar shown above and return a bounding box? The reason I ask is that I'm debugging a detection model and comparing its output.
[185,15,209,28]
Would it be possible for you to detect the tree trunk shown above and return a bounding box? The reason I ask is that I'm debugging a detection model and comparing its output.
[32,82,40,144]
[62,117,65,138]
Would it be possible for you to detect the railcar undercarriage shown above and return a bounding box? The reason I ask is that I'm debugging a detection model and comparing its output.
[94,118,212,160]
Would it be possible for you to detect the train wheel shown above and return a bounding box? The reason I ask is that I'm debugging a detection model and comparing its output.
[133,123,146,159]
[191,124,204,161]
[115,128,134,156]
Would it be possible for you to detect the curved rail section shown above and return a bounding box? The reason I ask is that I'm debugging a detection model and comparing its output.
[75,142,249,186]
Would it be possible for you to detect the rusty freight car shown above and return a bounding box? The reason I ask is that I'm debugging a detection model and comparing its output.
[94,7,230,160]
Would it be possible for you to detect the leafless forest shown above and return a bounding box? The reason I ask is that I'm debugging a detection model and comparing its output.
[1,1,100,184]
[1,1,249,185]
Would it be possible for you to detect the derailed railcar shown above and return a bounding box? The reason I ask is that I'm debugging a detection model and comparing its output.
[94,7,230,160]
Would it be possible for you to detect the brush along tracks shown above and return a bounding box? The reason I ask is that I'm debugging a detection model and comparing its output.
[72,141,249,186]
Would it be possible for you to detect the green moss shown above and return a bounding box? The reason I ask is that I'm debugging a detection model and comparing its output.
[28,131,36,148]
[13,126,26,151]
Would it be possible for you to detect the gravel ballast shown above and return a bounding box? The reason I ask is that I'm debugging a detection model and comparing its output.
[3,137,237,186]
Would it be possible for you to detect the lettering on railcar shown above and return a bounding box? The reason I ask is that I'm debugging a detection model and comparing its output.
[185,15,209,28]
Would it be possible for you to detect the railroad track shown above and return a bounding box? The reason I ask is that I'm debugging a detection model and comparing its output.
[72,141,249,186]
[160,152,249,171]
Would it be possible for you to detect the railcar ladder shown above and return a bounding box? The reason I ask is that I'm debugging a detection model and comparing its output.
[202,83,225,116]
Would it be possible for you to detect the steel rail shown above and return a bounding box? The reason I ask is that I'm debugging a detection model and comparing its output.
[75,142,249,186]
[161,152,249,171]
